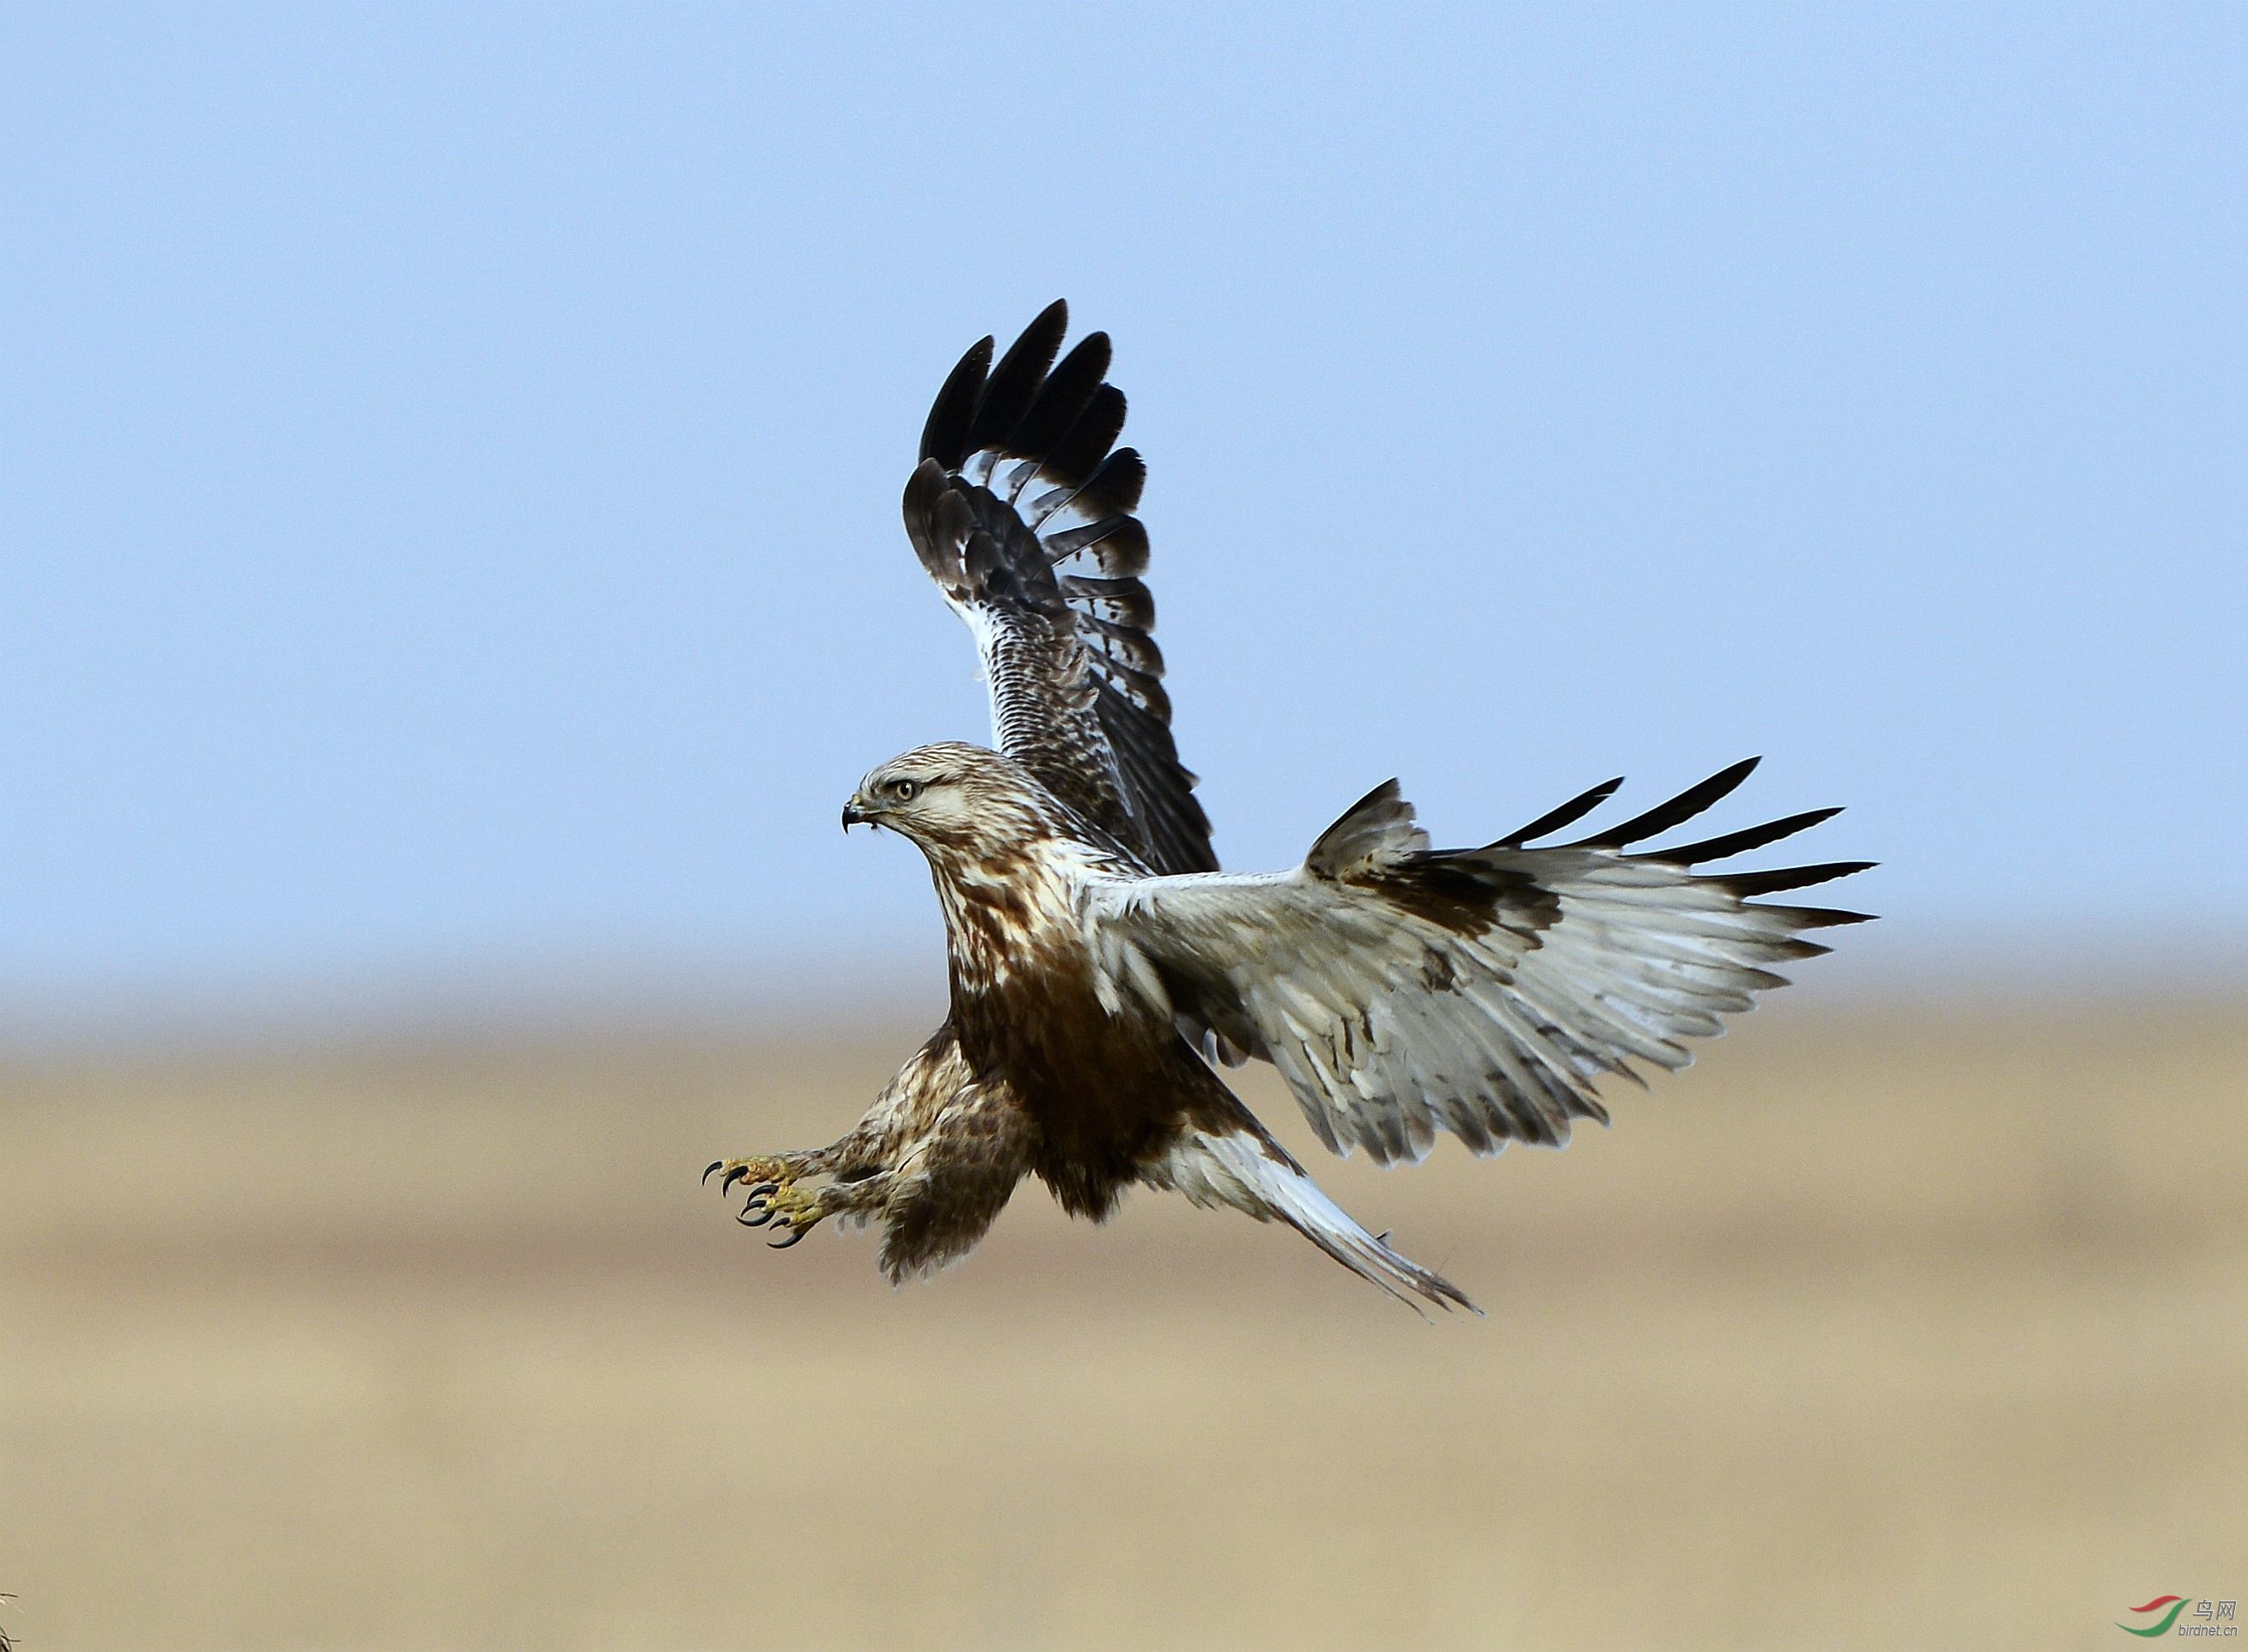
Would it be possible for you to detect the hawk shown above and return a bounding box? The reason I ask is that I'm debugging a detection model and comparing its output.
[706,303,1870,1309]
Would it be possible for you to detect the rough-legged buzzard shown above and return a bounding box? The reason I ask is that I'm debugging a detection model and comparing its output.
[707,304,1870,1309]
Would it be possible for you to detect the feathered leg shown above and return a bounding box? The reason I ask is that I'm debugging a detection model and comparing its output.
[866,1078,1036,1281]
[704,1026,1035,1272]
[702,1029,952,1242]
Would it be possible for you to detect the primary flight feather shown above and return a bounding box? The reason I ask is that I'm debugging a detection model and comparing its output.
[706,302,1871,1309]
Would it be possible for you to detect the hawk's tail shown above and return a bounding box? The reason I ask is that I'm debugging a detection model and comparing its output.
[1151,1127,1479,1315]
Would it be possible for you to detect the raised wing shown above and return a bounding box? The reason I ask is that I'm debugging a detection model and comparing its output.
[903,301,1216,875]
[1085,759,1872,1164]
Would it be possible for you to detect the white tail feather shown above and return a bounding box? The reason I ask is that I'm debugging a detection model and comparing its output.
[1151,1130,1479,1315]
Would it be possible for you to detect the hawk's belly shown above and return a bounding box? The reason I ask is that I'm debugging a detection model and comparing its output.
[951,951,1215,1220]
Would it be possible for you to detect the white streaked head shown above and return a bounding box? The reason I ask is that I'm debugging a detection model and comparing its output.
[841,742,1060,859]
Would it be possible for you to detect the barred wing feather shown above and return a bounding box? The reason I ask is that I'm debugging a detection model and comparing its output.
[903,301,1216,875]
[1086,760,1872,1164]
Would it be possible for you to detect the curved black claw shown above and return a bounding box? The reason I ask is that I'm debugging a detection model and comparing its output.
[768,1224,810,1250]
[702,1160,725,1186]
[738,1200,775,1228]
[718,1165,749,1194]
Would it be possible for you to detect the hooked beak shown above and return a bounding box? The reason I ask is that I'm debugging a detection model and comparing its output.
[841,799,872,832]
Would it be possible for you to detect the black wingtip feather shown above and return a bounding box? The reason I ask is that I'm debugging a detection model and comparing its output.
[920,336,992,469]
[1719,860,1875,897]
[1009,331,1112,459]
[1653,806,1844,865]
[1073,447,1146,517]
[1043,384,1127,488]
[966,301,1070,456]
[1754,904,1878,929]
[1572,757,1761,849]
[1500,777,1625,847]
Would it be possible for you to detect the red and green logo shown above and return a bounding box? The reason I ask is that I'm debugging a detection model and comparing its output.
[2120,1595,2190,1637]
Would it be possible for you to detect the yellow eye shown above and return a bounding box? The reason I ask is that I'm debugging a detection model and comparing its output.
[890,778,919,802]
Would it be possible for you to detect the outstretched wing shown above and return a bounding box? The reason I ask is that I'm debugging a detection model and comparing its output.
[902,301,1217,875]
[1085,759,1873,1164]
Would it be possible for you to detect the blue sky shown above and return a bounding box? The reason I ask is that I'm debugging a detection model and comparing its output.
[3,5,2242,1024]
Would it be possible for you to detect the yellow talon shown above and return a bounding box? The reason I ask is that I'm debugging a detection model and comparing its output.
[762,1181,825,1229]
[759,1181,830,1249]
[708,1154,792,1194]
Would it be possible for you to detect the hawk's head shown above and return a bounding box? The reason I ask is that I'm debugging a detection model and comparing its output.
[842,743,1060,859]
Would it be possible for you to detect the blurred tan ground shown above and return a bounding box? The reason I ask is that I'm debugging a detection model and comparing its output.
[3,994,2244,1651]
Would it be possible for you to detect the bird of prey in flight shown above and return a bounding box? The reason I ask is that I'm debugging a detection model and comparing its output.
[706,302,1869,1309]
